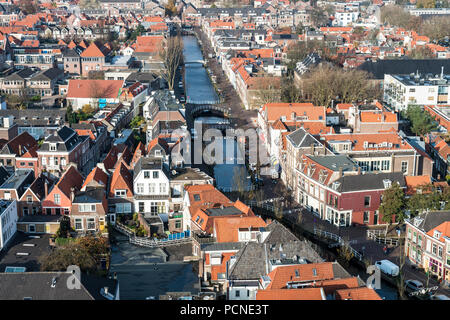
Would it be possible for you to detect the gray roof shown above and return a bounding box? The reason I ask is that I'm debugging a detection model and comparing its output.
[205,206,243,217]
[73,189,105,204]
[263,220,301,244]
[334,172,406,193]
[287,127,321,148]
[40,126,84,153]
[0,272,117,300]
[227,240,324,280]
[133,157,169,181]
[201,242,244,252]
[0,169,34,198]
[309,155,356,172]
[30,68,64,82]
[407,210,450,233]
[358,59,450,80]
[4,68,37,81]
[0,166,10,186]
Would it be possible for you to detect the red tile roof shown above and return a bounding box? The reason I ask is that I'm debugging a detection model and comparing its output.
[256,288,325,300]
[335,287,382,300]
[213,216,266,242]
[67,80,123,99]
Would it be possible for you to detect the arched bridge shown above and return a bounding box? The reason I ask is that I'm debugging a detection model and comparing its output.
[190,104,230,118]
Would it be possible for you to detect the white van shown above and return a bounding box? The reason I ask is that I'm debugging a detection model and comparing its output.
[374,260,399,277]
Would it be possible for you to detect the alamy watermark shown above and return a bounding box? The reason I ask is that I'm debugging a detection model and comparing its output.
[66,265,81,290]
[170,122,277,176]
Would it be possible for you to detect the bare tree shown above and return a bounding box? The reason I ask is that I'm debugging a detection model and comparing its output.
[253,77,281,106]
[159,36,184,91]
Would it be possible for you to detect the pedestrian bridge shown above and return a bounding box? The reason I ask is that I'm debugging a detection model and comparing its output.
[190,104,230,118]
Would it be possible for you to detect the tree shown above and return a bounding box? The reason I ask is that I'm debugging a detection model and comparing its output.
[130,116,145,129]
[55,216,72,238]
[379,183,407,228]
[253,77,281,106]
[19,0,38,14]
[66,105,78,124]
[419,16,450,41]
[165,0,178,17]
[40,242,97,272]
[128,24,146,41]
[309,7,329,27]
[273,200,284,221]
[417,0,436,8]
[407,46,435,59]
[159,36,183,91]
[380,5,423,31]
[404,105,438,136]
[79,0,100,9]
[300,65,379,106]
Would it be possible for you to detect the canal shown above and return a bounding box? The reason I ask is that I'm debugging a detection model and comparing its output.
[182,35,252,192]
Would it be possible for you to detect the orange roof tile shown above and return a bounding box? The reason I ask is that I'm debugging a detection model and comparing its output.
[256,288,325,300]
[82,166,108,190]
[67,80,123,99]
[426,221,450,243]
[335,287,382,300]
[213,216,266,242]
[360,111,397,123]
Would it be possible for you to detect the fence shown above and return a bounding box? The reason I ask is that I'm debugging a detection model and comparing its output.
[313,228,363,261]
[129,235,192,248]
[113,222,135,237]
[367,229,400,246]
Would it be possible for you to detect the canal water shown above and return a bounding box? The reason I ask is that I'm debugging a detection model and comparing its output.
[182,35,252,192]
[183,36,219,105]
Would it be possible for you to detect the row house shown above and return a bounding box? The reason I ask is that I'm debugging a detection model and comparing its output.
[71,122,110,173]
[37,126,91,178]
[321,132,433,177]
[0,67,64,97]
[0,169,35,210]
[405,211,450,284]
[80,42,111,77]
[133,157,170,217]
[425,134,450,180]
[0,132,38,173]
[255,262,381,300]
[296,154,406,226]
[49,26,114,41]
[71,188,107,234]
[41,165,84,216]
[17,174,54,217]
[258,102,326,152]
[108,160,134,223]
[12,46,58,70]
[225,221,324,299]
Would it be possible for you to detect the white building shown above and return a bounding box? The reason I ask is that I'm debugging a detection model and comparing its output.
[133,157,170,217]
[383,71,450,111]
[0,200,17,251]
[332,10,359,27]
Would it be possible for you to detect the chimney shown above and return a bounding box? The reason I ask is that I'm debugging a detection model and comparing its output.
[19,145,22,156]
[310,143,315,155]
[357,167,361,175]
[44,180,48,198]
[70,187,75,202]
[338,167,343,178]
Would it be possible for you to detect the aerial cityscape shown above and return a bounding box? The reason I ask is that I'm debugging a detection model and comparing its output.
[0,0,448,305]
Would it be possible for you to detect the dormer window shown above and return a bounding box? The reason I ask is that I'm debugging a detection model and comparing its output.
[383,179,392,189]
[50,143,57,151]
[434,230,441,240]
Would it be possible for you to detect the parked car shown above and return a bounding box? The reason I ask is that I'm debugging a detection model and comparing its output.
[374,260,399,277]
[431,294,450,300]
[405,279,424,292]
[179,96,185,103]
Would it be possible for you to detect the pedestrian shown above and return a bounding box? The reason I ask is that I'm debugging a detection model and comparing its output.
[383,245,387,255]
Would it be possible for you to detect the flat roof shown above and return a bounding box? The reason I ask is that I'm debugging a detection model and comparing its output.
[205,206,243,217]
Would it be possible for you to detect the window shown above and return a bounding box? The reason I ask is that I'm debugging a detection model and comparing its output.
[27,196,33,203]
[50,144,57,151]
[381,160,390,171]
[79,204,96,212]
[363,211,370,223]
[160,183,166,194]
[438,246,443,258]
[115,190,126,198]
[4,191,10,200]
[137,183,144,194]
[153,171,159,179]
[193,194,200,201]
[144,171,150,179]
[149,183,155,193]
[432,243,437,255]
[75,218,83,230]
[42,157,46,166]
[175,221,181,229]
[138,202,145,213]
[87,218,95,230]
[61,158,66,166]
[54,194,60,204]
[235,290,240,297]
[364,196,370,207]
[401,161,408,174]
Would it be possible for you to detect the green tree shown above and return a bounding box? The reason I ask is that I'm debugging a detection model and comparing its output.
[379,183,407,227]
[128,24,146,41]
[404,105,438,136]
